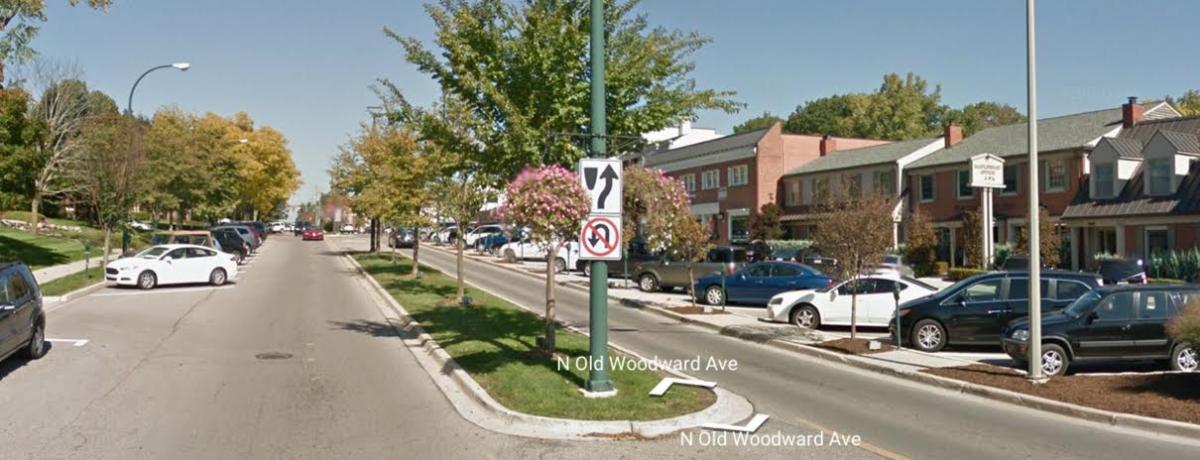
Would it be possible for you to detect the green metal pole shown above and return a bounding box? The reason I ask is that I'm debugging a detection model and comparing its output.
[585,0,614,393]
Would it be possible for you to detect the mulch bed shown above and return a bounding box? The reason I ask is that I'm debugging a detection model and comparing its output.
[926,364,1200,424]
[814,338,896,355]
[665,306,730,315]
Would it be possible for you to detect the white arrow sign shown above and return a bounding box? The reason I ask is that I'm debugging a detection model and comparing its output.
[648,377,718,397]
[702,413,770,433]
[578,158,622,215]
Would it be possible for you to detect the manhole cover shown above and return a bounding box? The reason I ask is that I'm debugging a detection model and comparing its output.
[255,352,293,360]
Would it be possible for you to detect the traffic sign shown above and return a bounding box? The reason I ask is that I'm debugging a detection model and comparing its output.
[580,215,622,260]
[579,158,622,215]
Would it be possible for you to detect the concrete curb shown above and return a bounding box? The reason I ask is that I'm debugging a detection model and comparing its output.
[43,280,107,304]
[341,250,754,440]
[431,245,1200,439]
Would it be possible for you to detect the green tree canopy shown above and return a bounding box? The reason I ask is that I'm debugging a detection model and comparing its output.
[0,1,112,84]
[732,112,781,133]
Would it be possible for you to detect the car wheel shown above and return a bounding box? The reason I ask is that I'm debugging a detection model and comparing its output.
[137,271,157,290]
[1170,343,1198,372]
[236,251,246,264]
[210,268,227,286]
[21,319,46,360]
[912,319,946,352]
[637,273,659,292]
[554,258,567,274]
[582,263,592,277]
[1040,343,1069,377]
[790,305,821,329]
[704,285,724,305]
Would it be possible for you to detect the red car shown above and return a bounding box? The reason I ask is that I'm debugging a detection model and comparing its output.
[302,228,325,241]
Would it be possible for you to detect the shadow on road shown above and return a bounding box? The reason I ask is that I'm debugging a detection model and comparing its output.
[0,341,54,380]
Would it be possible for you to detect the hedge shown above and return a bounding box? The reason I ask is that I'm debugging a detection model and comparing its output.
[946,268,989,281]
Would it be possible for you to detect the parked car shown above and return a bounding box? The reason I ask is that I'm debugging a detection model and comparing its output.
[105,244,239,289]
[633,246,748,293]
[871,254,915,278]
[211,228,250,264]
[129,220,154,231]
[694,261,831,306]
[238,221,268,241]
[1002,284,1200,375]
[475,232,509,254]
[269,222,286,233]
[463,224,504,247]
[341,223,357,233]
[892,270,1104,352]
[213,225,260,251]
[433,225,459,244]
[150,231,220,251]
[575,240,659,278]
[765,273,939,327]
[745,240,772,263]
[1096,258,1148,285]
[293,222,310,236]
[388,229,416,248]
[302,227,325,241]
[0,261,47,363]
[499,239,581,273]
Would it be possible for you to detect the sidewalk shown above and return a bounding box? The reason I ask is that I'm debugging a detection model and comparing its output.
[31,251,116,284]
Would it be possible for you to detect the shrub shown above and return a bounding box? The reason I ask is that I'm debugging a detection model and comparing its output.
[1167,299,1200,346]
[1149,278,1188,285]
[1147,248,1200,282]
[992,243,1013,270]
[933,261,949,276]
[946,267,988,281]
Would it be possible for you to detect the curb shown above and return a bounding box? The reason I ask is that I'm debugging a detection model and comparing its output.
[341,250,754,440]
[426,244,1200,439]
[43,280,107,304]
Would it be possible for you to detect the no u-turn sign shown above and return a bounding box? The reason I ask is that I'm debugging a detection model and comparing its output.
[580,215,622,260]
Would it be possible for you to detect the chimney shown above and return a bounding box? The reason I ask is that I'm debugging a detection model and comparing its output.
[819,135,837,156]
[1122,96,1144,128]
[678,118,692,136]
[944,122,963,149]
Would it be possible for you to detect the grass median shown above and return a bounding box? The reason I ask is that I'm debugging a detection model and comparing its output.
[352,252,716,421]
[39,265,105,297]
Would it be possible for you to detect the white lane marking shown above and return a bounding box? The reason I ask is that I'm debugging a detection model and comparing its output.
[45,338,89,347]
[649,377,717,397]
[702,413,770,433]
[91,285,235,297]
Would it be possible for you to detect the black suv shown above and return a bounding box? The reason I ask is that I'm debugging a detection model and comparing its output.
[0,262,47,363]
[893,270,1102,352]
[212,228,249,264]
[1002,284,1199,376]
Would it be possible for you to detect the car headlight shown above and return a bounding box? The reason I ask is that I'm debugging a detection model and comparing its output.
[1011,329,1029,341]
[119,266,137,271]
[768,297,783,306]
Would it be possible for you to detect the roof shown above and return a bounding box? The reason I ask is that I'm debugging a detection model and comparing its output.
[908,104,1165,169]
[785,137,940,176]
[1104,137,1145,159]
[1160,130,1200,154]
[642,128,769,167]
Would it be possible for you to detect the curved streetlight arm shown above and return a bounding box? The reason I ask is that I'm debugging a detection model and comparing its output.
[127,64,189,115]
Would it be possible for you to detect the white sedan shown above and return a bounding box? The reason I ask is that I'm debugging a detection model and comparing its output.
[764,274,938,328]
[106,244,239,289]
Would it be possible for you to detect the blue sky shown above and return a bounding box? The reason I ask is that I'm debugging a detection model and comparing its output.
[31,0,1200,204]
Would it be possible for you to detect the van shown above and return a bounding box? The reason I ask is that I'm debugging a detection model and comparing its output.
[0,262,47,363]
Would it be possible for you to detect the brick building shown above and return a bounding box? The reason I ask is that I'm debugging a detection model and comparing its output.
[642,122,889,244]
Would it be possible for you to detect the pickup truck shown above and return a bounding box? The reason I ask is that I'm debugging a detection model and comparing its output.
[631,246,748,292]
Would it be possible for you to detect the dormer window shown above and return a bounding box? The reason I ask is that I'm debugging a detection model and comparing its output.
[1147,159,1172,196]
[1093,163,1114,198]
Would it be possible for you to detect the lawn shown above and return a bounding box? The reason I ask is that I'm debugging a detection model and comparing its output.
[353,253,716,421]
[39,265,104,296]
[0,227,93,269]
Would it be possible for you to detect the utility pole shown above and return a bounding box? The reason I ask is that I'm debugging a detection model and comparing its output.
[585,0,614,394]
[1026,0,1045,382]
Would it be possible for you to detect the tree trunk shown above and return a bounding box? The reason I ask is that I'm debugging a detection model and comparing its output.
[101,227,112,269]
[850,291,858,340]
[456,232,466,302]
[29,192,40,235]
[543,242,560,353]
[411,228,421,277]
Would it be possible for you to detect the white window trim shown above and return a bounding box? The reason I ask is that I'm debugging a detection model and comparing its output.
[681,174,696,192]
[1041,158,1068,193]
[1145,159,1172,196]
[956,170,974,200]
[727,165,748,187]
[918,175,935,203]
[1092,162,1115,199]
[701,170,719,190]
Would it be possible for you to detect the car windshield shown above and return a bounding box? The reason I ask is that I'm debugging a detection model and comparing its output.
[1063,290,1104,318]
[138,247,169,259]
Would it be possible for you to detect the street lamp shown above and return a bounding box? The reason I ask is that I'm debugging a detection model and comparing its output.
[122,61,191,254]
[1025,0,1045,382]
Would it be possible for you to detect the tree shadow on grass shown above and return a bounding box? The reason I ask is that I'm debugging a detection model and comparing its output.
[1123,373,1200,400]
[0,234,71,268]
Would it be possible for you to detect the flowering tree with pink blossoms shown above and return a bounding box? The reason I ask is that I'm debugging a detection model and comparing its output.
[502,165,591,353]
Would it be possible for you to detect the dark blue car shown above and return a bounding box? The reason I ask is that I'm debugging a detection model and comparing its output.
[475,232,509,253]
[694,262,831,306]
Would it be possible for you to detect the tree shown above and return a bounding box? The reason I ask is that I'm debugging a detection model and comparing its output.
[784,94,860,136]
[903,209,937,276]
[1167,90,1200,117]
[944,101,1026,137]
[77,110,145,267]
[0,87,40,211]
[1015,206,1062,268]
[0,0,112,85]
[812,193,894,338]
[960,209,983,269]
[671,215,713,309]
[502,165,590,353]
[749,202,783,240]
[732,112,781,133]
[387,0,739,177]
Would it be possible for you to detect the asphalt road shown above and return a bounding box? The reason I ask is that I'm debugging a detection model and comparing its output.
[369,239,1200,460]
[1,236,853,460]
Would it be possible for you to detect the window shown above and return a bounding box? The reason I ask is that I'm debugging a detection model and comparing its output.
[871,279,898,294]
[7,273,29,301]
[681,174,696,193]
[1040,159,1067,192]
[729,216,749,242]
[187,248,215,258]
[800,179,811,205]
[785,180,800,206]
[1138,291,1170,320]
[957,170,974,199]
[771,264,802,277]
[728,165,749,187]
[743,264,771,278]
[960,279,1002,302]
[701,170,719,190]
[1055,281,1091,301]
[813,177,830,204]
[1146,228,1169,254]
[1094,292,1134,321]
[165,249,188,260]
[846,174,862,198]
[919,175,935,202]
[1007,279,1028,300]
[1148,159,1172,195]
[1093,163,1114,198]
[1002,164,1019,195]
